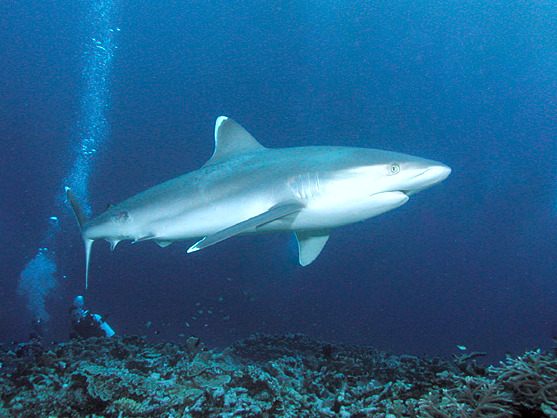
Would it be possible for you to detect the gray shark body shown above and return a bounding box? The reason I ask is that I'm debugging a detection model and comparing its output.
[67,116,451,287]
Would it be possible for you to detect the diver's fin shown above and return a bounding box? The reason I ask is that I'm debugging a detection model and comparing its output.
[295,230,331,266]
[203,116,266,167]
[188,201,304,253]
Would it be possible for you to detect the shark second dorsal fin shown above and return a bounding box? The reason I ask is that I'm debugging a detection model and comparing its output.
[203,116,266,167]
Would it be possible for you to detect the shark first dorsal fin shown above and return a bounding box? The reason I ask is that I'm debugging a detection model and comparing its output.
[203,116,266,167]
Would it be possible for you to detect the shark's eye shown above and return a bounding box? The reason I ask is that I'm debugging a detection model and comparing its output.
[389,163,400,175]
[113,211,129,223]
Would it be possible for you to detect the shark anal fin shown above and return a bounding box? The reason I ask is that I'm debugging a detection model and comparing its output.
[295,230,331,266]
[188,201,304,253]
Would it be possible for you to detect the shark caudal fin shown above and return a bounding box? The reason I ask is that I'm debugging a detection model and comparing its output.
[65,187,93,289]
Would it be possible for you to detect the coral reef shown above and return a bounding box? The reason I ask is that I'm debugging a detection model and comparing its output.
[491,349,557,416]
[418,376,512,417]
[0,333,555,417]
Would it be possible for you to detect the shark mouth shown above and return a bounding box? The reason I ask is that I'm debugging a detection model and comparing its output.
[403,166,452,196]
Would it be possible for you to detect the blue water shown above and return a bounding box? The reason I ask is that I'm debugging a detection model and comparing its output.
[1,0,556,362]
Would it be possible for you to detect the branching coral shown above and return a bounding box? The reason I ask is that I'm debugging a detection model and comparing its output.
[418,377,512,418]
[491,349,557,413]
[2,335,556,417]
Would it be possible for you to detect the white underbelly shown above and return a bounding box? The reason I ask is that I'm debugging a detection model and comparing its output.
[259,191,409,232]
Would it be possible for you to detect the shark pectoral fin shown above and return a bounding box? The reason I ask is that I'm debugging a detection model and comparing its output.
[187,201,305,253]
[295,230,331,266]
[155,240,173,248]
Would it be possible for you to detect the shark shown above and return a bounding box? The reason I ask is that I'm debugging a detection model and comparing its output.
[67,116,451,288]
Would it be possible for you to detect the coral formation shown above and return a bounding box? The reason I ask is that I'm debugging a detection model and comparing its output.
[0,333,555,417]
[491,349,557,416]
[418,376,512,417]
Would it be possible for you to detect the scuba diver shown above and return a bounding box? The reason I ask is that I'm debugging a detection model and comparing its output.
[69,295,115,339]
[29,315,46,342]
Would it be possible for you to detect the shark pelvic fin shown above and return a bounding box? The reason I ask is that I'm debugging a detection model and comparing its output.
[203,116,266,167]
[295,230,331,266]
[132,235,155,244]
[188,201,304,253]
[155,240,173,248]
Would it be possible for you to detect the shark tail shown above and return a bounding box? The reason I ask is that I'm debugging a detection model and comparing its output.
[65,187,93,289]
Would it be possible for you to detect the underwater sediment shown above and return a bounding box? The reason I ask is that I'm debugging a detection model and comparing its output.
[0,333,555,417]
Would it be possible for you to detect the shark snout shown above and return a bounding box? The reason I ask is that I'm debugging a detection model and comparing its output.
[403,164,451,196]
[424,164,452,183]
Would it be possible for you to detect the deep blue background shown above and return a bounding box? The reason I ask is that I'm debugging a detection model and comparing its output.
[1,0,556,362]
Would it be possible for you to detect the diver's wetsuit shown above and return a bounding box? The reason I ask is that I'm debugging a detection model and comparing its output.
[70,309,108,339]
